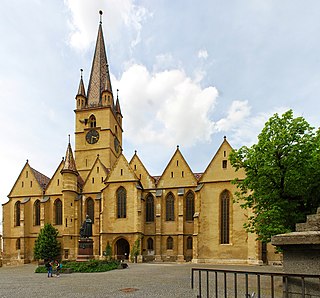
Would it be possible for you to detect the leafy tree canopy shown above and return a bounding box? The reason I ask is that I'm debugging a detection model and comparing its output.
[33,223,61,260]
[229,110,320,243]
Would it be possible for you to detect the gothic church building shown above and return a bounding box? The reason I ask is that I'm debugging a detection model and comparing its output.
[2,18,267,266]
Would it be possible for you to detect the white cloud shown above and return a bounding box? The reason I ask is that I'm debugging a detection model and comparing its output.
[65,0,150,50]
[153,53,179,72]
[113,64,218,149]
[215,103,291,147]
[198,49,208,59]
[215,100,251,132]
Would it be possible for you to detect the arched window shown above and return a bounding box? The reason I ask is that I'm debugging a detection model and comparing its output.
[166,193,174,221]
[167,236,173,249]
[89,115,96,127]
[146,194,154,222]
[86,198,94,223]
[186,191,195,221]
[34,200,40,226]
[15,201,21,227]
[187,236,193,250]
[54,199,62,225]
[117,187,126,218]
[220,190,230,244]
[16,238,21,250]
[147,238,154,250]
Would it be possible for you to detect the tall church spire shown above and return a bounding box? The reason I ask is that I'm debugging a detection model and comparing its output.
[87,11,113,106]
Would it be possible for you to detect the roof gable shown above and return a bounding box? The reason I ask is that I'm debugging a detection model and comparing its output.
[129,151,155,189]
[83,156,110,193]
[9,161,49,197]
[106,153,138,183]
[157,146,197,188]
[45,160,64,195]
[199,137,246,183]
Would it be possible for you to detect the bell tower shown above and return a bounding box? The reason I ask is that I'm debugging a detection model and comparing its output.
[74,11,123,180]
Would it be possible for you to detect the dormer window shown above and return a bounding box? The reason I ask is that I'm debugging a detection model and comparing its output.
[89,115,96,127]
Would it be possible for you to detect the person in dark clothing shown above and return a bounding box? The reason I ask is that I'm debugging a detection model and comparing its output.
[46,260,53,277]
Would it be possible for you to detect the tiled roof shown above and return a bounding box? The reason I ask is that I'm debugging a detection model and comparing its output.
[87,23,112,105]
[194,173,203,180]
[62,143,78,173]
[77,175,84,188]
[152,175,161,184]
[30,167,50,190]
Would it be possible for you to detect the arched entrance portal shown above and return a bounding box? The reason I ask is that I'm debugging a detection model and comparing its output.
[115,238,130,260]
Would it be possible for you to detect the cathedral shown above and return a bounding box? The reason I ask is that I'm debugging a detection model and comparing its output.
[2,16,275,266]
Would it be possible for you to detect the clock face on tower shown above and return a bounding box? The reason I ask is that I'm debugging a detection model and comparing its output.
[86,129,99,144]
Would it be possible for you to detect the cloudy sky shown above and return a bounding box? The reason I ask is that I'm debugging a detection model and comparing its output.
[1,0,320,229]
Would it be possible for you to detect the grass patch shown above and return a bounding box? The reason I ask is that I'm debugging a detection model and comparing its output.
[35,259,120,273]
[35,266,48,273]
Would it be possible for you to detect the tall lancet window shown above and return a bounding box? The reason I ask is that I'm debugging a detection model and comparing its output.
[146,194,154,222]
[89,115,96,127]
[186,191,195,221]
[54,199,62,225]
[34,200,40,226]
[86,198,94,223]
[15,201,21,227]
[147,238,154,250]
[220,190,230,244]
[166,193,175,221]
[117,187,126,218]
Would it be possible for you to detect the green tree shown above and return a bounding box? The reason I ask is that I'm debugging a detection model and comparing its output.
[105,241,112,261]
[33,223,61,260]
[130,237,141,263]
[229,110,320,243]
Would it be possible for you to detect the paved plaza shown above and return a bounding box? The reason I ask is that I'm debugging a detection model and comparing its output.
[0,262,283,298]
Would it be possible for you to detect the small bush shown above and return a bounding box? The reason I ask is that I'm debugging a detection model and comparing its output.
[105,241,112,261]
[36,259,120,273]
[35,266,47,273]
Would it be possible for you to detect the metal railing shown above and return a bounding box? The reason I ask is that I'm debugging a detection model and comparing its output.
[191,268,320,298]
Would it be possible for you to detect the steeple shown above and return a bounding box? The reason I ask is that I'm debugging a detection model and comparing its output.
[61,137,78,175]
[77,69,86,97]
[87,11,113,106]
[115,89,122,115]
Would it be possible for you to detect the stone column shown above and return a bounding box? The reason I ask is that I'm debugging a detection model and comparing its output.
[154,194,162,262]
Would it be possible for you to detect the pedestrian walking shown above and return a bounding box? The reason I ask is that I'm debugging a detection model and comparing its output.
[55,260,61,277]
[45,260,53,277]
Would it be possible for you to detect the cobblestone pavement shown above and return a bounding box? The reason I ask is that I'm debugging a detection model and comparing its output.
[0,262,283,298]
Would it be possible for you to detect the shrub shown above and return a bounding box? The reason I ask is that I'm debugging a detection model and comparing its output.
[105,241,112,261]
[35,266,47,273]
[35,259,120,273]
[130,237,140,263]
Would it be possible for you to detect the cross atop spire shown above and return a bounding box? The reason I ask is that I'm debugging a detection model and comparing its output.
[99,10,103,24]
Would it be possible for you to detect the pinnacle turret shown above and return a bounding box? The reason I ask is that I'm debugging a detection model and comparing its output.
[77,69,87,97]
[115,89,122,116]
[61,139,78,175]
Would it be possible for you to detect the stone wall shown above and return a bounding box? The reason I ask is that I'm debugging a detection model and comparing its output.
[272,207,320,297]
